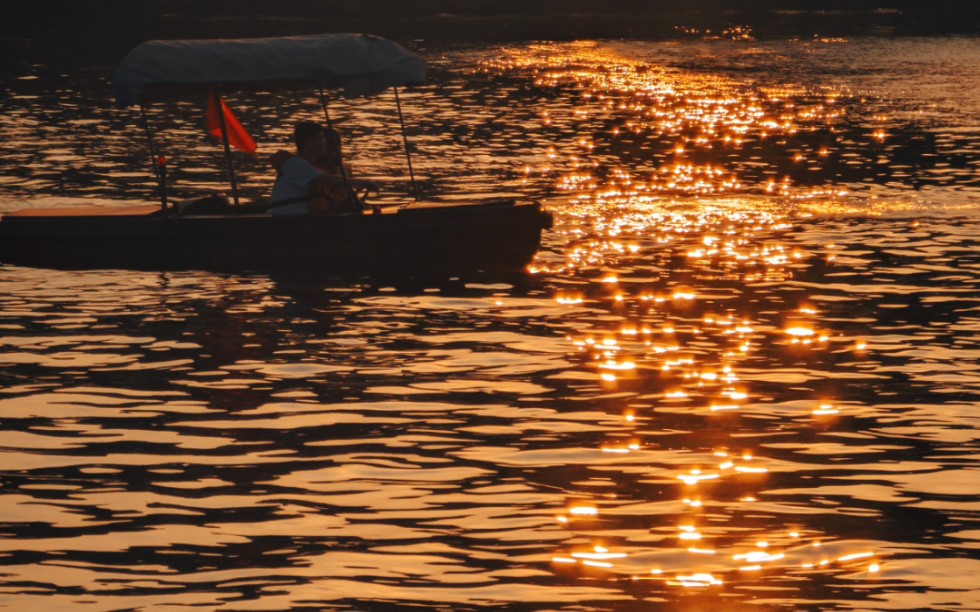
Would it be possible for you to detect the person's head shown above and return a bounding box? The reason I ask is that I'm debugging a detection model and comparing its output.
[294,121,325,156]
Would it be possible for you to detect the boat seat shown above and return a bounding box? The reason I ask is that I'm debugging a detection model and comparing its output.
[3,204,164,219]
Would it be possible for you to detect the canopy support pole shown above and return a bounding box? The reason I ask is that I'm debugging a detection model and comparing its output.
[318,86,358,209]
[318,86,333,129]
[139,104,168,214]
[213,88,241,209]
[393,87,419,202]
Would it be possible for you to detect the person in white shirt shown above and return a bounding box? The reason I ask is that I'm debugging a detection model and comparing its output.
[269,121,377,215]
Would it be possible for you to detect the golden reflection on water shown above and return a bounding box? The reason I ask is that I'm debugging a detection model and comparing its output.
[491,41,860,203]
[483,42,892,592]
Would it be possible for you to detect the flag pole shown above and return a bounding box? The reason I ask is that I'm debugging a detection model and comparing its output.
[212,87,241,208]
[393,87,419,202]
[139,104,168,213]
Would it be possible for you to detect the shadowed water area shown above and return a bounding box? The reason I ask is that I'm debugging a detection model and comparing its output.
[1,35,980,610]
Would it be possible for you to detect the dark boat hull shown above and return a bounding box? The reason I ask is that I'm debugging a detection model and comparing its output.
[0,200,552,278]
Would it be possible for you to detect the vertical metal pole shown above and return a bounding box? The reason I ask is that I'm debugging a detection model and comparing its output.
[318,86,333,129]
[139,104,168,213]
[393,87,419,202]
[317,86,357,209]
[212,88,241,208]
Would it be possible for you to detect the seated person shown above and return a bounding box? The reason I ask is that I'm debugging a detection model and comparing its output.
[318,127,362,212]
[269,121,377,215]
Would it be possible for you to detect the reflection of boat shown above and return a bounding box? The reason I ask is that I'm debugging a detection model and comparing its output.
[0,34,552,276]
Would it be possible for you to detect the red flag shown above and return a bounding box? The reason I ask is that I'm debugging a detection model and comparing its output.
[207,92,257,154]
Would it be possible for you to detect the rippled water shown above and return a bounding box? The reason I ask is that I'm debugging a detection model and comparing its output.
[2,36,980,610]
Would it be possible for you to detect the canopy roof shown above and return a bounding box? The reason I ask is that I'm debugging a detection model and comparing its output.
[113,33,426,107]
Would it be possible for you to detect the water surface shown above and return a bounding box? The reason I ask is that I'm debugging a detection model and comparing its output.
[1,36,979,610]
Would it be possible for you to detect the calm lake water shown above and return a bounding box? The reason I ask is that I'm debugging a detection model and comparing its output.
[1,36,980,610]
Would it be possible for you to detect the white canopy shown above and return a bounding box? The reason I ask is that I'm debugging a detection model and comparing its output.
[113,33,426,107]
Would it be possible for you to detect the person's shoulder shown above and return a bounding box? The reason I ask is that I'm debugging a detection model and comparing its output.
[282,156,314,170]
[281,156,323,179]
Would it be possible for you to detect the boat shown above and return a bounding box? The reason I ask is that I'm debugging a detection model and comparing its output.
[0,34,552,277]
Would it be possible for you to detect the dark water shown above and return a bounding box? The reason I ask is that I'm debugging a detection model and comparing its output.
[1,36,980,610]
